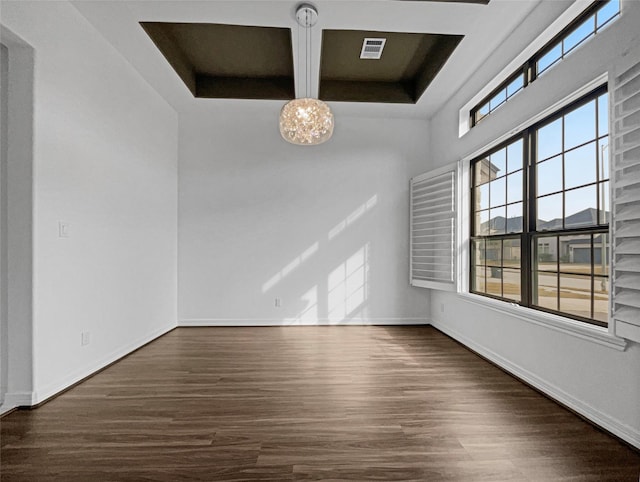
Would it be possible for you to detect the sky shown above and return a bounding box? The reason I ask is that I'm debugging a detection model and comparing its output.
[476,93,609,231]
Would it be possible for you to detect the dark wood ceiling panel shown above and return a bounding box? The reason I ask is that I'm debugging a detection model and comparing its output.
[319,30,463,104]
[141,22,295,100]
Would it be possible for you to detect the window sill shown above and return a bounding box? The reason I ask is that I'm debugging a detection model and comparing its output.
[457,292,628,351]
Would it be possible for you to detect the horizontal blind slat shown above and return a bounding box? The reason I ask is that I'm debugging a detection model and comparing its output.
[615,254,640,272]
[613,306,640,325]
[614,273,640,289]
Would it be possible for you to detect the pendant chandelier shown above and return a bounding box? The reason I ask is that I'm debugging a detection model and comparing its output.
[279,3,334,146]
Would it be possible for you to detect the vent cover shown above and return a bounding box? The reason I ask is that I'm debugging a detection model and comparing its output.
[360,38,386,59]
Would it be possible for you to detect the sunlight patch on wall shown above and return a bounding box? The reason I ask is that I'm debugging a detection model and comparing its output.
[328,195,378,240]
[262,241,319,292]
[328,243,370,323]
[284,285,318,325]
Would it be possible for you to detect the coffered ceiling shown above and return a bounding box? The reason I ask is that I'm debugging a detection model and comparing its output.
[319,30,462,104]
[71,0,555,119]
[141,22,296,100]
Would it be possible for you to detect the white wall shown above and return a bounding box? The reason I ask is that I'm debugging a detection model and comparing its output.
[0,43,8,406]
[0,27,35,412]
[0,1,178,408]
[179,110,429,325]
[427,0,640,447]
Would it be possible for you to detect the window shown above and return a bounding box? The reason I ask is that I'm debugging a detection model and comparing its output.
[534,0,620,76]
[535,0,619,78]
[472,70,526,126]
[470,0,619,127]
[470,86,609,326]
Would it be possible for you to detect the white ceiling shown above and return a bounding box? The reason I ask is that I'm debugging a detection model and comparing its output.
[72,0,559,120]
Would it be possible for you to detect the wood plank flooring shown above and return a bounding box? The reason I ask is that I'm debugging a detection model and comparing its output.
[1,326,638,481]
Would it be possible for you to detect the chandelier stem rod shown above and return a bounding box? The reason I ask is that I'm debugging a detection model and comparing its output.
[297,20,300,98]
[305,10,311,97]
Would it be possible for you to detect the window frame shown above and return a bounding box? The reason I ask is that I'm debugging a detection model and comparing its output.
[469,133,529,305]
[532,0,620,82]
[471,67,527,127]
[469,0,620,128]
[469,85,610,327]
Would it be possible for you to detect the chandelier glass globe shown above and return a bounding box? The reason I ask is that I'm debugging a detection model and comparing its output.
[279,97,334,145]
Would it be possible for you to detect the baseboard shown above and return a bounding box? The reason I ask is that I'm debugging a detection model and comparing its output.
[430,318,640,450]
[179,317,430,327]
[32,322,176,406]
[0,391,34,416]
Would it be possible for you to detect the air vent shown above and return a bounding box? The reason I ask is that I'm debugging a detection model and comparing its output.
[360,38,386,60]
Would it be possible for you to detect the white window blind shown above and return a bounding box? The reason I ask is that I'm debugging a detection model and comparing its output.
[410,167,456,291]
[612,59,640,342]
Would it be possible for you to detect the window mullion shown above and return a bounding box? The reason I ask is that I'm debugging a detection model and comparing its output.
[526,129,537,308]
[527,58,535,85]
[555,236,560,312]
[590,233,595,319]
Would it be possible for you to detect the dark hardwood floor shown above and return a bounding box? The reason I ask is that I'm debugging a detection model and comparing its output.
[1,326,638,481]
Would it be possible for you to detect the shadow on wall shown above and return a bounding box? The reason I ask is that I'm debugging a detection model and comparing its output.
[262,195,378,325]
